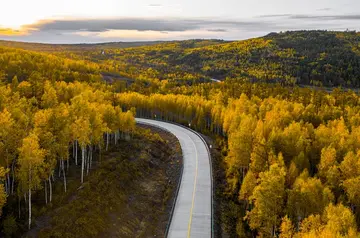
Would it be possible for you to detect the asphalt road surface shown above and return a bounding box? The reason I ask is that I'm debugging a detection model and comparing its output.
[136,118,212,238]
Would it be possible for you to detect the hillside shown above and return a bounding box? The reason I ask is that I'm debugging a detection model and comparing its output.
[0,47,102,84]
[46,30,360,88]
[110,30,360,87]
[6,32,360,87]
[3,31,360,87]
[0,40,167,53]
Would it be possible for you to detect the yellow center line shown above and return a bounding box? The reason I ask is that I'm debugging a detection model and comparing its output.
[187,133,199,238]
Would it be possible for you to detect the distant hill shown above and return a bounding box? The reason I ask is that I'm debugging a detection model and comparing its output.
[0,40,169,53]
[3,31,360,87]
[110,30,360,87]
[60,31,360,87]
[0,39,224,53]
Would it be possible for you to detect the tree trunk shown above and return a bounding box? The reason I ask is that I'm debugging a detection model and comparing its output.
[7,173,10,195]
[4,178,8,194]
[58,159,62,178]
[45,180,48,204]
[84,146,87,175]
[28,166,32,230]
[81,146,85,183]
[62,160,67,193]
[18,196,21,219]
[48,176,52,203]
[106,132,109,151]
[90,146,93,169]
[11,160,15,194]
[75,140,78,165]
[99,143,102,161]
[73,141,75,159]
[28,188,31,230]
[87,147,90,175]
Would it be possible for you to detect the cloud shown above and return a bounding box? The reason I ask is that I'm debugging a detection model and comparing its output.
[21,17,270,33]
[258,14,292,18]
[317,8,332,11]
[289,14,360,20]
[1,14,360,43]
[207,29,228,32]
[259,14,360,21]
[148,4,162,7]
[0,17,270,42]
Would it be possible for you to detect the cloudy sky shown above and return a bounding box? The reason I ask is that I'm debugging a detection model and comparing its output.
[0,0,360,43]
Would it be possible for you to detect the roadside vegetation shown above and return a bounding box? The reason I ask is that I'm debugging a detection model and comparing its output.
[30,127,181,238]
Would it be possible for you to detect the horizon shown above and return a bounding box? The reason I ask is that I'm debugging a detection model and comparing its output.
[1,0,360,43]
[0,29,357,45]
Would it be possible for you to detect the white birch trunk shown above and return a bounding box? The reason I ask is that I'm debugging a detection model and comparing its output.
[75,140,78,165]
[58,159,61,177]
[48,176,52,203]
[62,160,67,193]
[11,161,15,194]
[90,146,93,169]
[106,132,109,151]
[86,146,90,175]
[45,180,48,204]
[81,146,85,183]
[84,147,87,174]
[7,173,10,195]
[28,188,31,230]
[28,166,32,230]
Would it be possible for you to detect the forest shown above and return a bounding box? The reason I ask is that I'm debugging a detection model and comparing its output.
[0,64,135,235]
[3,31,360,88]
[1,30,360,237]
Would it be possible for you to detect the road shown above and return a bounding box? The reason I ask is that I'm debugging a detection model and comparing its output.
[136,118,212,238]
[210,78,221,83]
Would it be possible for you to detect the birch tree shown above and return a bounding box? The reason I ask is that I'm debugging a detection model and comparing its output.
[246,160,286,236]
[18,133,45,229]
[72,117,91,183]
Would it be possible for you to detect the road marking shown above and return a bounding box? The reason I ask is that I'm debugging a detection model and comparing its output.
[187,133,199,238]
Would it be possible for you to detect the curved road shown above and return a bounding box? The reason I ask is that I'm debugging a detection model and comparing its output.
[136,118,212,238]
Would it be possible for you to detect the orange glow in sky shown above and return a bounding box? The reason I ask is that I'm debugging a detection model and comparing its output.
[0,0,358,43]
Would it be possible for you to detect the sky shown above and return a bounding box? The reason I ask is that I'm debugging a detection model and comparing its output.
[0,0,360,43]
